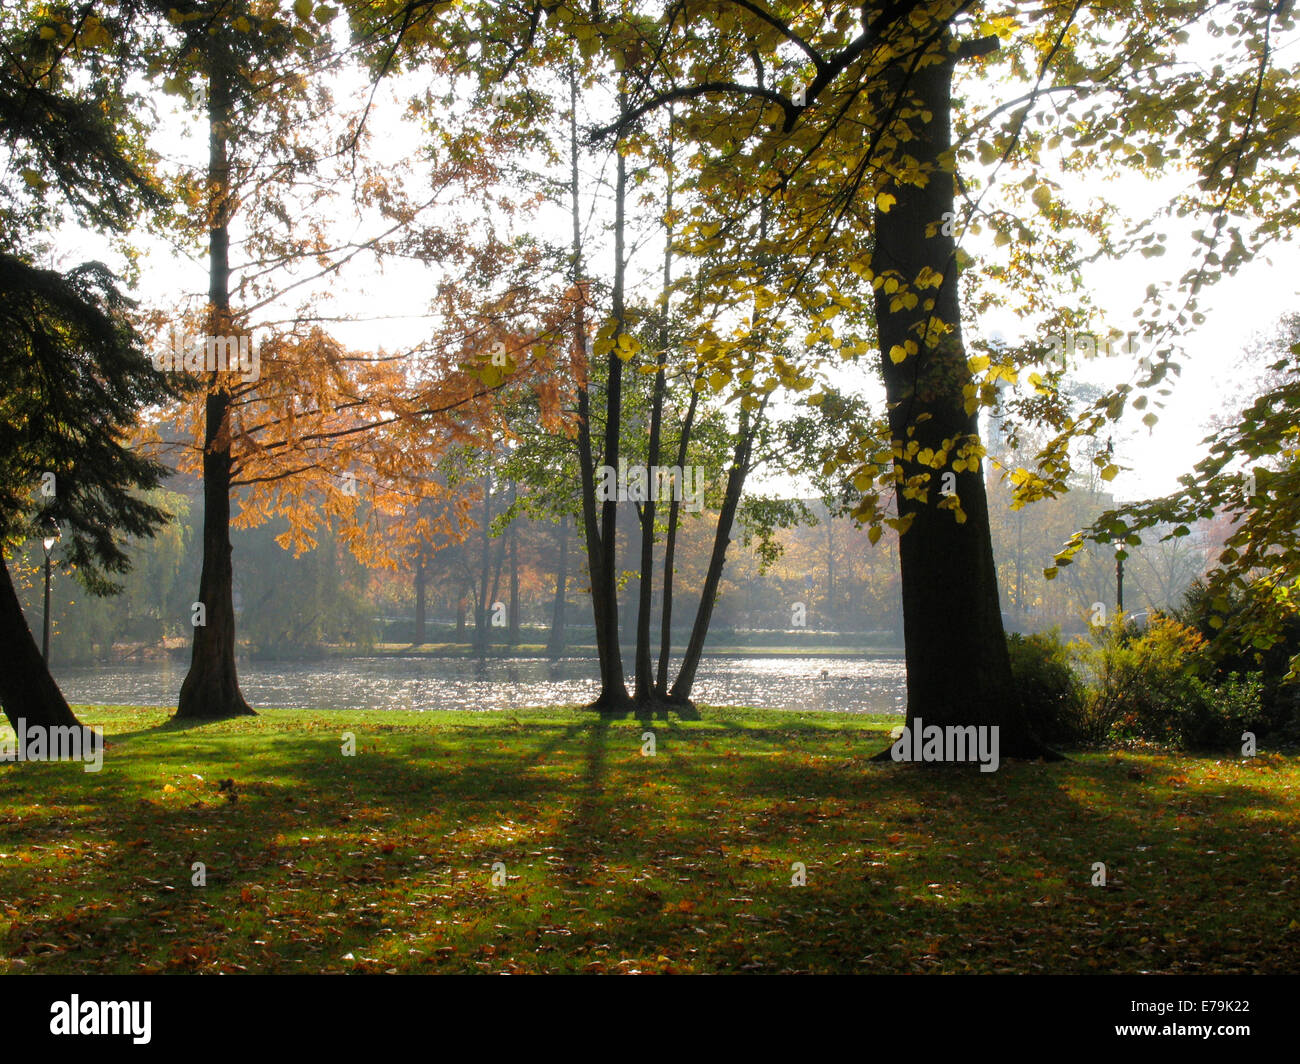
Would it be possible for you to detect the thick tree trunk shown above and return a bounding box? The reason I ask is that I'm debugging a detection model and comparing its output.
[176,53,252,720]
[871,37,1046,758]
[547,515,568,657]
[177,391,253,719]
[0,557,88,734]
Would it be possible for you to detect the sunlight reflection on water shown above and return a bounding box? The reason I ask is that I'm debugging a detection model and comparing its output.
[55,655,907,715]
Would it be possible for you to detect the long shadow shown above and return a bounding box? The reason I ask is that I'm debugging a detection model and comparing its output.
[5,710,1297,974]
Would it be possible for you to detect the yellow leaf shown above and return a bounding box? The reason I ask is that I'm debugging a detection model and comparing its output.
[889,345,908,364]
[876,192,897,212]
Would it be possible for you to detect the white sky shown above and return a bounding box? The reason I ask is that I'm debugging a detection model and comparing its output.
[45,17,1300,512]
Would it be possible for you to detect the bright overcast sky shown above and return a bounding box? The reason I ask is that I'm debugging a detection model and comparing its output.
[49,19,1300,512]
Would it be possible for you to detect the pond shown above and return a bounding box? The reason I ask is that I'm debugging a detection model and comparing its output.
[52,654,908,715]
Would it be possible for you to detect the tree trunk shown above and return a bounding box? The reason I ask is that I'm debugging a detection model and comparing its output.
[413,549,427,645]
[547,514,568,657]
[0,557,89,735]
[635,124,674,706]
[669,410,757,703]
[176,52,253,720]
[591,94,631,710]
[826,514,835,626]
[871,36,1047,758]
[508,484,520,645]
[487,511,507,651]
[655,388,698,697]
[474,471,492,658]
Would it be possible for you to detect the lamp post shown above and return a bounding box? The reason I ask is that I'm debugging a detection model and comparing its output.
[41,529,58,662]
[1115,544,1125,615]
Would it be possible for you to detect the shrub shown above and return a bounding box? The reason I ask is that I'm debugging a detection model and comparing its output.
[1069,615,1201,745]
[1179,673,1265,751]
[1007,630,1086,745]
[1177,579,1300,744]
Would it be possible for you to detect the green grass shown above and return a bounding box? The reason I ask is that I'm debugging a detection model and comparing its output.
[2,705,1297,974]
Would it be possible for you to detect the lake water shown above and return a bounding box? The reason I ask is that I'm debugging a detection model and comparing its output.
[52,655,908,715]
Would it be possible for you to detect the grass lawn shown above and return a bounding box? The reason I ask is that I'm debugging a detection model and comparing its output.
[1,705,1297,974]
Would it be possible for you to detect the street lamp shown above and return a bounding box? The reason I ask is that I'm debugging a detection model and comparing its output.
[41,526,59,663]
[1115,543,1125,615]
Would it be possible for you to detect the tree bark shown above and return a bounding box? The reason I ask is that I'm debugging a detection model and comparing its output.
[547,514,568,657]
[508,483,520,645]
[591,93,631,710]
[871,36,1047,758]
[655,389,698,697]
[176,51,253,720]
[669,409,757,703]
[0,557,89,734]
[474,470,492,658]
[635,122,674,705]
[413,548,427,645]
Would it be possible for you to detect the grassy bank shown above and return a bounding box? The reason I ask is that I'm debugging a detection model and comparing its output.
[2,705,1297,974]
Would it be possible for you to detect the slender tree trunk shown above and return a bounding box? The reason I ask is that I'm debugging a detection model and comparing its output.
[0,557,89,735]
[635,117,674,705]
[634,377,665,702]
[826,515,835,625]
[508,484,520,645]
[871,35,1047,757]
[413,549,427,645]
[566,66,623,705]
[591,93,631,709]
[547,515,568,657]
[177,52,252,720]
[655,388,698,696]
[474,471,492,658]
[669,409,758,703]
[487,513,507,647]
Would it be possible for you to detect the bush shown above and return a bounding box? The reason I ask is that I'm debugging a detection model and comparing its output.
[1010,618,1274,751]
[1177,579,1300,744]
[1007,630,1086,745]
[1179,673,1265,751]
[1071,615,1265,750]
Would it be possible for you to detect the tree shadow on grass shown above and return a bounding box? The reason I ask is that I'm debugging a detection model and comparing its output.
[3,713,1297,974]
